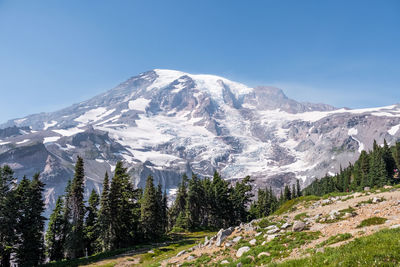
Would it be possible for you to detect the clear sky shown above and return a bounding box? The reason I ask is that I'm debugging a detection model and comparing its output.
[0,0,399,123]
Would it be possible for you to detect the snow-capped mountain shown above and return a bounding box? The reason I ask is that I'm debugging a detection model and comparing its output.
[1,69,400,216]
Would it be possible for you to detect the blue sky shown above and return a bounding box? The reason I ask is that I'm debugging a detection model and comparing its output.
[0,0,399,123]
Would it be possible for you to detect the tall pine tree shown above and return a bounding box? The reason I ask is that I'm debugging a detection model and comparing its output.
[65,156,86,259]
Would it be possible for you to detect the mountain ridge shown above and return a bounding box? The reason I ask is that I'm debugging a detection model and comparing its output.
[0,69,400,216]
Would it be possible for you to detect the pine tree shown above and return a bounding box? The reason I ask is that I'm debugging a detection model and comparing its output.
[296,179,301,197]
[230,176,253,224]
[211,171,233,228]
[169,174,188,229]
[65,156,86,259]
[84,189,100,256]
[382,139,396,179]
[109,161,139,249]
[394,142,400,169]
[184,174,204,230]
[98,172,112,251]
[140,176,161,240]
[14,174,46,266]
[0,165,17,267]
[46,197,66,262]
[283,185,291,201]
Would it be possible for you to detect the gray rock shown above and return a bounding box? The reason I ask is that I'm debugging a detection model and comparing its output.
[372,197,382,203]
[236,246,250,257]
[249,239,256,246]
[329,210,340,220]
[293,221,306,232]
[186,255,195,261]
[216,228,233,246]
[364,187,371,191]
[255,232,262,237]
[177,250,186,257]
[221,260,229,265]
[225,242,232,247]
[390,224,400,229]
[258,251,271,258]
[232,236,243,243]
[281,222,291,229]
[237,263,243,267]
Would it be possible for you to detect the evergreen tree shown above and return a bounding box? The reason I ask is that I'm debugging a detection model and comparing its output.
[98,172,112,251]
[140,176,161,240]
[46,197,66,262]
[169,174,188,229]
[109,162,139,249]
[296,179,301,197]
[84,189,100,256]
[230,176,253,224]
[0,165,17,267]
[65,156,86,259]
[14,174,46,266]
[184,174,204,230]
[211,171,233,228]
[394,142,400,169]
[283,185,291,201]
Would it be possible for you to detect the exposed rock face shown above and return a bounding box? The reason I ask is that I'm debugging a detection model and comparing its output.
[1,69,400,216]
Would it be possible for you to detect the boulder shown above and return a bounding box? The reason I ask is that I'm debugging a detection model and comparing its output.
[177,250,186,257]
[255,232,262,237]
[281,222,291,229]
[293,221,306,232]
[186,255,195,261]
[261,241,267,246]
[372,197,382,204]
[225,242,232,247]
[329,210,340,220]
[232,236,243,243]
[216,228,233,246]
[364,187,370,191]
[249,239,256,246]
[221,260,229,265]
[258,251,271,258]
[236,246,250,257]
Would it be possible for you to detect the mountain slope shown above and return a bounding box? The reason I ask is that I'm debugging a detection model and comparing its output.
[1,69,400,215]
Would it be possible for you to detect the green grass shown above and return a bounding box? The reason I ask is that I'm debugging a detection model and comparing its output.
[316,233,352,247]
[270,228,400,267]
[42,231,215,267]
[356,217,387,228]
[274,196,320,215]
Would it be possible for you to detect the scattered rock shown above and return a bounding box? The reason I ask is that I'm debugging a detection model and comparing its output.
[216,228,233,246]
[384,185,393,189]
[343,212,353,219]
[374,210,380,214]
[364,187,371,191]
[329,210,340,220]
[249,239,256,246]
[221,260,229,265]
[281,222,291,229]
[237,263,243,267]
[267,228,280,234]
[232,236,243,243]
[177,250,186,257]
[186,255,195,261]
[148,250,155,254]
[316,247,324,253]
[255,232,262,237]
[236,246,250,257]
[225,242,232,247]
[258,251,271,258]
[262,241,267,246]
[372,197,382,203]
[293,221,306,232]
[390,224,400,229]
[247,255,255,261]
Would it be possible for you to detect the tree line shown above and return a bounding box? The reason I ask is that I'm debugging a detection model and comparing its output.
[1,156,288,266]
[304,140,400,196]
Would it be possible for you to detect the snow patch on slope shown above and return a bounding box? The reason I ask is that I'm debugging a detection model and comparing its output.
[389,124,400,135]
[128,98,151,111]
[43,120,57,130]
